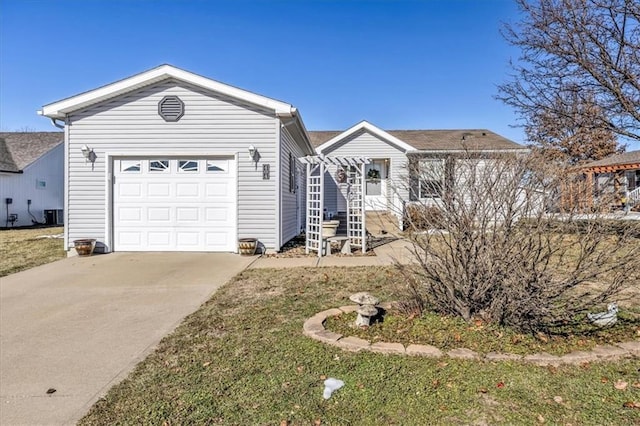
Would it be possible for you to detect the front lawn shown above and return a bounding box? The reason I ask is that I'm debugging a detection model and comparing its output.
[80,267,640,425]
[0,226,65,277]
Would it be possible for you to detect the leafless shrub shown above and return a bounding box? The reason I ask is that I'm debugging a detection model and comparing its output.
[399,152,640,333]
[404,204,445,231]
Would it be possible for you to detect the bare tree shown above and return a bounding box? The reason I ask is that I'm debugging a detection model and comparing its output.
[526,91,624,164]
[498,0,640,142]
[400,152,640,333]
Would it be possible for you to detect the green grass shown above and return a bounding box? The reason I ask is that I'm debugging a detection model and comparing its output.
[79,267,640,425]
[0,226,65,277]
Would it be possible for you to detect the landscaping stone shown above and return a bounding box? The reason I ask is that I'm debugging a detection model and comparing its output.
[302,307,639,365]
[313,330,342,344]
[338,336,371,352]
[339,305,359,314]
[591,344,629,360]
[524,352,561,367]
[317,308,344,320]
[484,352,522,361]
[447,348,480,360]
[302,317,325,335]
[370,342,406,354]
[405,344,443,357]
[616,340,640,356]
[560,351,599,364]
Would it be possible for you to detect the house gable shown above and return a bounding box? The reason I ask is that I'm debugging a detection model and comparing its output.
[40,64,296,119]
[315,121,415,155]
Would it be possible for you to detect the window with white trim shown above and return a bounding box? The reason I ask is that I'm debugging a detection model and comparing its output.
[206,159,228,173]
[121,160,141,173]
[289,152,296,193]
[419,159,445,198]
[149,160,170,172]
[178,160,199,172]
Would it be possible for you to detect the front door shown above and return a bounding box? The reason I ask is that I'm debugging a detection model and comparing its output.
[365,159,388,211]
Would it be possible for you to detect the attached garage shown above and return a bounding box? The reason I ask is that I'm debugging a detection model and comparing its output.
[113,157,236,252]
[39,65,314,254]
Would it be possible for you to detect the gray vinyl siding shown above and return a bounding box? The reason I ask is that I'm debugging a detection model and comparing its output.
[66,79,279,251]
[319,129,410,210]
[280,127,306,244]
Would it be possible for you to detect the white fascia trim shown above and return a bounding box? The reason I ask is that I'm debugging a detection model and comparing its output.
[277,108,315,155]
[316,120,417,154]
[40,65,295,119]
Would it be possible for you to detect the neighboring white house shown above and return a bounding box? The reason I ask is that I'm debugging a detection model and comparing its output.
[39,65,314,253]
[309,121,528,224]
[0,132,64,228]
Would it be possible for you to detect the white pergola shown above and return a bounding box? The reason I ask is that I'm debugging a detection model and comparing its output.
[299,155,370,257]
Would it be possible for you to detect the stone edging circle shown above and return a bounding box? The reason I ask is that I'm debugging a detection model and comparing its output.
[303,303,640,366]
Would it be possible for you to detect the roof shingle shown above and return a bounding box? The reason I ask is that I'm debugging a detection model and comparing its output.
[582,150,640,169]
[0,132,64,173]
[308,129,524,151]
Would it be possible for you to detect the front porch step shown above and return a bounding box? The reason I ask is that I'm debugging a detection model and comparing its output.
[365,211,401,237]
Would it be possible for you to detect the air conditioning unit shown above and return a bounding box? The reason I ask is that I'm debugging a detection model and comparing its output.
[44,209,64,225]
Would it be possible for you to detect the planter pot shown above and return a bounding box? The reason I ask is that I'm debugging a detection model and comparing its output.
[73,239,96,257]
[322,220,340,238]
[238,238,258,256]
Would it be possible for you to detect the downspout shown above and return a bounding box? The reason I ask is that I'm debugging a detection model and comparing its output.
[50,118,65,129]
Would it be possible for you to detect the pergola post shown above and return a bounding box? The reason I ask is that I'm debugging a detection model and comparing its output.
[300,155,370,257]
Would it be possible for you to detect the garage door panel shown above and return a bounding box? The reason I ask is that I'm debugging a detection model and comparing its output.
[205,182,231,197]
[118,231,142,246]
[114,157,237,252]
[205,207,230,222]
[205,232,230,249]
[148,207,171,222]
[119,183,142,197]
[176,183,200,198]
[148,183,171,197]
[176,207,199,222]
[118,207,142,222]
[176,232,200,247]
[148,231,171,247]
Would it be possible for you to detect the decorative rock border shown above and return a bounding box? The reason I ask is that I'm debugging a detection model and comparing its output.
[303,305,640,366]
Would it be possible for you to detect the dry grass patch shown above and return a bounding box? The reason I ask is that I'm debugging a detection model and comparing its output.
[79,266,640,425]
[0,227,65,277]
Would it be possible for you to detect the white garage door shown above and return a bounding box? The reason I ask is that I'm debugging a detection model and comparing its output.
[113,157,236,252]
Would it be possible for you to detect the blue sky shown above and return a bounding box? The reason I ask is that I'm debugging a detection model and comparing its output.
[3,0,637,149]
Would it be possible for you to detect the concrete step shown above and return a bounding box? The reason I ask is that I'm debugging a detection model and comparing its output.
[365,211,401,237]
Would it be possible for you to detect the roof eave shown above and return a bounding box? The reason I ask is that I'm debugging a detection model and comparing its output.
[277,108,315,155]
[40,65,295,118]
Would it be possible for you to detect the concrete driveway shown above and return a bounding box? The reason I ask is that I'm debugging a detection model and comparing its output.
[0,252,254,425]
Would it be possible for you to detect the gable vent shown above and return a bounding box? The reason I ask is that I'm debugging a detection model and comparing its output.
[158,96,184,122]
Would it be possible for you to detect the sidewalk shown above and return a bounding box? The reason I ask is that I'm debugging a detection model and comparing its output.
[249,238,417,269]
